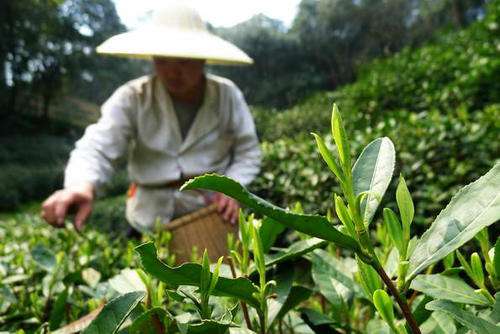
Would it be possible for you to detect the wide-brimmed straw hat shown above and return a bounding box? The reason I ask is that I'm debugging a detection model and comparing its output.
[96,2,253,65]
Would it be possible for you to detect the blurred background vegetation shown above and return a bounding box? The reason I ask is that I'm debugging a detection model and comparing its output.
[0,0,498,226]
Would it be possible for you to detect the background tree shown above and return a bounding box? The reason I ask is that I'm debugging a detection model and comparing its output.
[213,0,488,108]
[211,15,317,108]
[0,0,146,123]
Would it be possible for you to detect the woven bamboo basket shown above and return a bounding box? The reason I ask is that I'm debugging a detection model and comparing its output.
[164,204,238,263]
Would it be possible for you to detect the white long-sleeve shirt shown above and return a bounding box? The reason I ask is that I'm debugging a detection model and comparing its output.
[64,73,261,230]
[65,73,261,190]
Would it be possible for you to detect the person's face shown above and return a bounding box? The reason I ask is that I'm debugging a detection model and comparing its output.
[153,57,205,97]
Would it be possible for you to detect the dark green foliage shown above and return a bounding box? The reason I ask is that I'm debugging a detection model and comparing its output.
[214,0,488,108]
[0,213,151,331]
[182,175,359,251]
[0,0,147,119]
[250,4,500,226]
[211,15,315,108]
[83,291,146,334]
[0,110,129,211]
[135,242,260,307]
[254,105,499,226]
[334,1,500,120]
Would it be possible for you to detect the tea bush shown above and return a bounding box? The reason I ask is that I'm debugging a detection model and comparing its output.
[0,211,174,332]
[251,1,500,225]
[253,0,499,141]
[255,105,500,227]
[175,105,499,334]
[63,104,498,334]
[331,0,500,122]
[1,108,498,333]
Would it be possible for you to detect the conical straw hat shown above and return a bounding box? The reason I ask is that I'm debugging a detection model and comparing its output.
[96,2,253,65]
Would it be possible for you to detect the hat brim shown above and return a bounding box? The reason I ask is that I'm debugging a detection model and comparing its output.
[96,28,253,66]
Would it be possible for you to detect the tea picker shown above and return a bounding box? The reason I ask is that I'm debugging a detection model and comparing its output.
[41,2,261,260]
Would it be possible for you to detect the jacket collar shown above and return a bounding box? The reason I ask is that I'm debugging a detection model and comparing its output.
[154,75,219,154]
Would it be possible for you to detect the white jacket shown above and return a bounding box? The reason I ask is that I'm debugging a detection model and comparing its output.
[64,74,261,230]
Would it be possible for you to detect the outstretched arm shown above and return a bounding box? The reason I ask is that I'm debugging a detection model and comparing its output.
[42,85,136,230]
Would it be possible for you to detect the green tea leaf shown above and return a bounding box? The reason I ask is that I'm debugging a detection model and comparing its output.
[331,104,351,172]
[410,274,490,306]
[419,311,456,334]
[426,300,500,334]
[181,174,359,251]
[262,238,327,269]
[356,256,382,300]
[408,163,500,280]
[31,245,56,272]
[365,319,391,334]
[383,208,404,256]
[442,252,455,270]
[178,319,230,334]
[108,268,147,295]
[266,269,313,328]
[200,250,210,294]
[335,194,356,238]
[259,217,286,253]
[495,238,500,278]
[312,132,344,182]
[49,289,68,330]
[411,295,433,325]
[372,289,395,328]
[396,175,414,240]
[299,307,338,327]
[309,249,360,312]
[267,265,294,326]
[135,242,260,307]
[470,252,485,287]
[83,291,145,334]
[475,228,490,259]
[489,293,500,324]
[275,286,312,321]
[383,247,400,280]
[456,250,474,281]
[129,307,170,334]
[208,257,223,295]
[352,137,395,226]
[239,211,251,248]
[250,220,266,287]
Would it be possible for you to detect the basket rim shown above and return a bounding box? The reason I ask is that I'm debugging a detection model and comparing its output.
[164,203,220,231]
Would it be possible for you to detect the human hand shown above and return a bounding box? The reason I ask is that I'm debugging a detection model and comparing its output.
[211,192,240,225]
[41,183,94,231]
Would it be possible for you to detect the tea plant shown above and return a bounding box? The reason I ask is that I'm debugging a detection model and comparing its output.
[0,212,175,333]
[48,104,500,333]
[180,104,499,333]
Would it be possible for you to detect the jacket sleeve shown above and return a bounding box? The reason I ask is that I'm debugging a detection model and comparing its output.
[224,85,262,186]
[64,85,136,193]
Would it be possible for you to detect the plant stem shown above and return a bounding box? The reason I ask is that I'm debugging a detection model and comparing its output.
[374,262,421,334]
[259,311,267,334]
[479,288,496,304]
[228,256,253,330]
[320,294,326,314]
[407,290,419,307]
[336,145,420,332]
[152,313,165,334]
